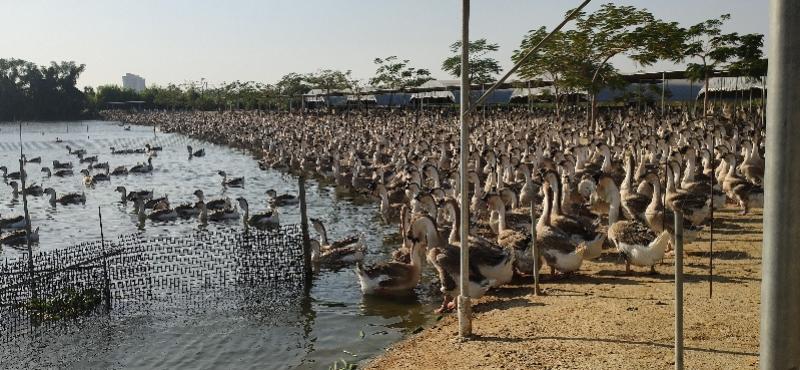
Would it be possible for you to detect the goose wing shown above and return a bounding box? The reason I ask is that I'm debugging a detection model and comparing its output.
[609,221,656,246]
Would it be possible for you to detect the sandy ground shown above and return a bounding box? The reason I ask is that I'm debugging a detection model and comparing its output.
[367,208,761,370]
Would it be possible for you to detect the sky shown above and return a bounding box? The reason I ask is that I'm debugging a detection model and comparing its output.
[1,0,768,89]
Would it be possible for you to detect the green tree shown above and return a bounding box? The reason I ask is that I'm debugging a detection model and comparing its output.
[569,3,684,126]
[442,38,502,84]
[370,56,432,106]
[305,69,352,111]
[513,27,576,117]
[681,14,740,118]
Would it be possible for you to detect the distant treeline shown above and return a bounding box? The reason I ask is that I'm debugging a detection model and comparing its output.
[0,58,90,121]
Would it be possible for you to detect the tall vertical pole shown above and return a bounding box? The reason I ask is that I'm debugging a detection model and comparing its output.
[458,0,472,338]
[762,0,800,367]
[674,210,685,370]
[299,174,312,288]
[19,122,36,302]
[98,207,112,311]
[661,72,666,115]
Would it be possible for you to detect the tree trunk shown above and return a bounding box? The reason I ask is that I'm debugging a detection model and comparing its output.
[703,70,710,120]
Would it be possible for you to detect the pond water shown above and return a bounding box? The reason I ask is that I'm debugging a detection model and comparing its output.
[0,120,436,369]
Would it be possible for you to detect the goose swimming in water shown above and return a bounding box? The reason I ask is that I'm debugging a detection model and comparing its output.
[115,186,153,204]
[24,156,41,164]
[193,190,229,211]
[355,241,422,296]
[0,166,25,181]
[41,167,73,177]
[9,181,44,197]
[265,189,298,206]
[310,218,363,254]
[52,160,73,169]
[237,197,280,229]
[136,198,178,222]
[44,187,86,206]
[111,165,128,176]
[0,213,26,229]
[218,171,244,187]
[0,227,39,246]
[187,145,205,157]
[129,157,154,174]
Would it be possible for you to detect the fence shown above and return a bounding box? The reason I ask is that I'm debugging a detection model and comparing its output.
[0,225,304,344]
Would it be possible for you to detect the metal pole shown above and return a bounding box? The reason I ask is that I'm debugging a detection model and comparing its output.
[661,72,666,115]
[762,0,800,367]
[458,0,472,338]
[674,209,684,370]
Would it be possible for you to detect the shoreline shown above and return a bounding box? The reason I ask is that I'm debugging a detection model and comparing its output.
[366,208,761,369]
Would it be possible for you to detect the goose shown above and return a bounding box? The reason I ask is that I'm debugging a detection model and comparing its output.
[80,169,95,186]
[144,143,163,152]
[78,154,98,164]
[129,157,154,174]
[111,165,128,176]
[721,153,764,214]
[665,163,711,225]
[375,183,403,223]
[23,156,41,164]
[218,170,244,187]
[187,145,205,157]
[115,186,153,203]
[310,239,365,265]
[265,189,298,206]
[355,241,422,296]
[618,152,650,222]
[0,227,39,246]
[136,198,178,222]
[641,172,701,244]
[310,218,363,253]
[0,166,25,180]
[92,162,109,170]
[207,204,240,222]
[434,199,516,286]
[236,197,280,229]
[0,213,26,229]
[544,171,605,250]
[738,139,764,185]
[41,167,73,177]
[536,181,589,276]
[52,160,73,169]
[194,190,230,211]
[44,187,86,206]
[426,244,494,313]
[593,174,671,274]
[483,194,538,275]
[66,145,86,157]
[9,181,44,197]
[175,190,204,218]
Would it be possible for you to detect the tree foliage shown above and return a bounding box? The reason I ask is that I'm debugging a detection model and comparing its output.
[369,56,432,89]
[0,58,88,121]
[442,39,502,84]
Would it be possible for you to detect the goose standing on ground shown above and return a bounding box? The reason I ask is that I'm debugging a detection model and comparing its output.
[236,197,280,229]
[218,170,244,187]
[265,189,298,206]
[187,145,205,157]
[355,241,422,296]
[536,181,588,276]
[592,174,671,274]
[427,244,493,313]
[44,188,86,206]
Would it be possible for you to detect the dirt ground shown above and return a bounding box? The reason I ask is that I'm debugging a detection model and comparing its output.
[367,208,762,370]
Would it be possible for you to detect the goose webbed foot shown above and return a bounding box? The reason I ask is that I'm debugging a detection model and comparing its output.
[434,296,455,314]
[648,265,658,275]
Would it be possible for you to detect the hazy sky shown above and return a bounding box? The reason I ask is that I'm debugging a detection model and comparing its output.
[2,0,768,89]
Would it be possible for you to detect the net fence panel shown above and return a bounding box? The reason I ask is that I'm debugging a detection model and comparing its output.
[0,224,304,344]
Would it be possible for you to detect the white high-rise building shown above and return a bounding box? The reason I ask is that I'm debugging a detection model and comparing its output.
[122,73,146,92]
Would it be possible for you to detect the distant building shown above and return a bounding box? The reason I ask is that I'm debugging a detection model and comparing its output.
[122,73,146,92]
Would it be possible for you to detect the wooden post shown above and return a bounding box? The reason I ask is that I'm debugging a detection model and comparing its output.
[298,174,312,287]
[98,207,112,311]
[19,122,36,302]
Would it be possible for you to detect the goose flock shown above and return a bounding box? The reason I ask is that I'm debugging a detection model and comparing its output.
[0,133,301,251]
[100,106,764,313]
